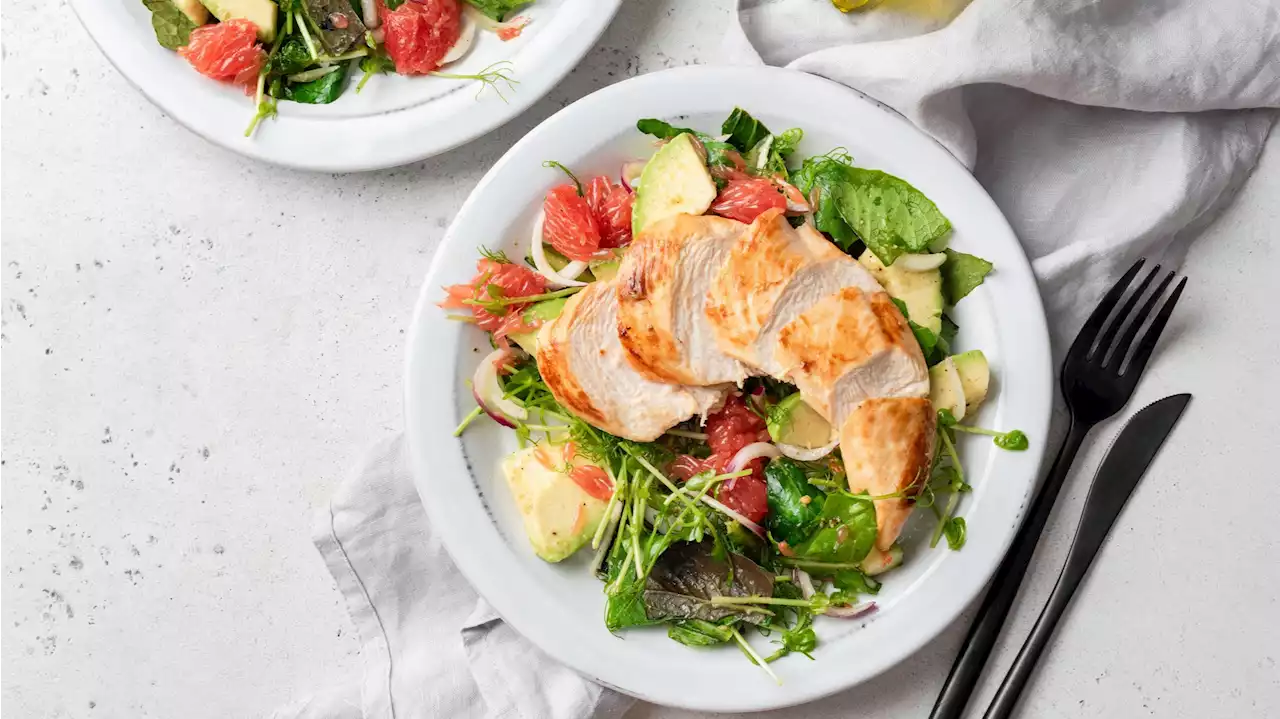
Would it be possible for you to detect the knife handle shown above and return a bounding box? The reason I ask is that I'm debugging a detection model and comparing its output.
[930,420,1091,719]
[984,426,1154,718]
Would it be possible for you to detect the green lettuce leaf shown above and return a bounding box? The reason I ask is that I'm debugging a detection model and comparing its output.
[831,169,951,266]
[721,107,771,153]
[463,0,532,21]
[941,250,994,304]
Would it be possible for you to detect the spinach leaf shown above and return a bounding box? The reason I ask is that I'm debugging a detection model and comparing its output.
[891,298,946,366]
[721,107,771,153]
[668,619,735,647]
[283,64,350,104]
[141,0,197,50]
[764,458,826,547]
[832,169,952,266]
[792,493,878,564]
[833,568,881,596]
[464,0,533,21]
[636,118,699,140]
[271,36,314,76]
[941,250,994,305]
[943,517,967,550]
[939,314,960,350]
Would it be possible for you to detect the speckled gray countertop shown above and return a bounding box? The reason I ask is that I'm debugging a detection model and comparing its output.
[3,1,1278,717]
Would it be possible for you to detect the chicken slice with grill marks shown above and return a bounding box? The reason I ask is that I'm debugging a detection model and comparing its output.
[772,285,930,426]
[536,281,724,442]
[615,213,752,387]
[839,397,938,550]
[704,209,881,376]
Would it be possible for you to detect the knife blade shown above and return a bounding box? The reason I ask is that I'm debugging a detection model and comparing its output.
[1070,393,1192,568]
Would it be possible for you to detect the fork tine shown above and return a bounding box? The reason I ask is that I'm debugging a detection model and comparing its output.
[1067,259,1145,360]
[1097,264,1161,364]
[1107,270,1176,371]
[1121,276,1186,378]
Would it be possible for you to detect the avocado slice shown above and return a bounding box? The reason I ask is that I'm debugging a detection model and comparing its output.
[632,133,717,236]
[508,297,567,355]
[766,394,834,449]
[501,445,610,563]
[859,251,944,335]
[588,259,620,282]
[928,357,966,420]
[951,349,990,411]
[198,0,278,41]
[860,544,903,576]
[170,0,210,25]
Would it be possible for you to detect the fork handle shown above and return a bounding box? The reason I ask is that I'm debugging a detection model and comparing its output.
[929,420,1091,719]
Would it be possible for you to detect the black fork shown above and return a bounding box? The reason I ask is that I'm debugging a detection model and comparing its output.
[930,259,1187,719]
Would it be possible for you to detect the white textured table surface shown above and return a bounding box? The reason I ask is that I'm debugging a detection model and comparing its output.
[3,1,1277,717]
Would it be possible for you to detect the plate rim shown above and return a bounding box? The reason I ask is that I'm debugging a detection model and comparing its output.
[69,0,622,172]
[404,65,1053,711]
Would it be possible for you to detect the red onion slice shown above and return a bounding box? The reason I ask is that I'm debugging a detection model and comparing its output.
[472,349,528,426]
[825,601,877,619]
[775,438,838,462]
[620,160,646,191]
[727,442,781,474]
[530,212,588,288]
[792,568,816,600]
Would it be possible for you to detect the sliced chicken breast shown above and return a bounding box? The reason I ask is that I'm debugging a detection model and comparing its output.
[773,285,930,426]
[705,209,848,369]
[537,281,724,442]
[616,214,752,386]
[839,397,938,550]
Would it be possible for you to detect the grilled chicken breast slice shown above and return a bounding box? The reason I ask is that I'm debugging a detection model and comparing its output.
[536,282,723,442]
[839,397,938,550]
[773,285,929,426]
[705,209,847,368]
[616,214,752,386]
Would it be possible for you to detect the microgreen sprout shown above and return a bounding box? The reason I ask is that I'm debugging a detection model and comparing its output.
[431,60,518,102]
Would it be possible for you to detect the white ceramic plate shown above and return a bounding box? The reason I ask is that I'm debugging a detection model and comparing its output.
[71,0,620,171]
[406,66,1052,712]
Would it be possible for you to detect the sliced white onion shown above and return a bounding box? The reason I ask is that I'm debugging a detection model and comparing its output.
[361,0,378,29]
[825,601,877,619]
[699,494,765,538]
[753,135,774,171]
[463,4,527,33]
[530,212,588,288]
[620,160,646,191]
[776,438,839,462]
[441,9,476,64]
[896,252,948,272]
[792,569,816,600]
[472,349,528,426]
[727,442,781,474]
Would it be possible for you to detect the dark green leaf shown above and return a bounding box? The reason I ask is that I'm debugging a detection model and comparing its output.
[668,619,735,647]
[792,493,878,564]
[636,119,739,169]
[832,569,881,596]
[304,0,366,55]
[721,107,771,153]
[383,0,406,9]
[832,169,952,266]
[939,314,960,349]
[792,155,858,249]
[463,0,533,22]
[636,118,699,140]
[141,0,197,50]
[629,543,776,627]
[764,458,826,547]
[943,517,967,550]
[936,408,958,427]
[941,250,994,305]
[283,63,350,104]
[271,36,314,76]
[995,430,1029,451]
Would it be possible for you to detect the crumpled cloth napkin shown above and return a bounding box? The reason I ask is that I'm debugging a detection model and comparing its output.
[273,1,1278,717]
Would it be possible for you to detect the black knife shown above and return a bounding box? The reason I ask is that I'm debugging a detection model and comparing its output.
[984,393,1192,718]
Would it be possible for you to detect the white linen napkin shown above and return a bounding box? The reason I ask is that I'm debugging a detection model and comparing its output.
[273,1,1278,717]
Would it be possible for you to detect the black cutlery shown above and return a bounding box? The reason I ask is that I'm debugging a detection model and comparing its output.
[930,259,1188,719]
[985,393,1191,718]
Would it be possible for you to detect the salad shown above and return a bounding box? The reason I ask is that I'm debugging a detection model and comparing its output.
[139,0,531,135]
[442,108,1028,676]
